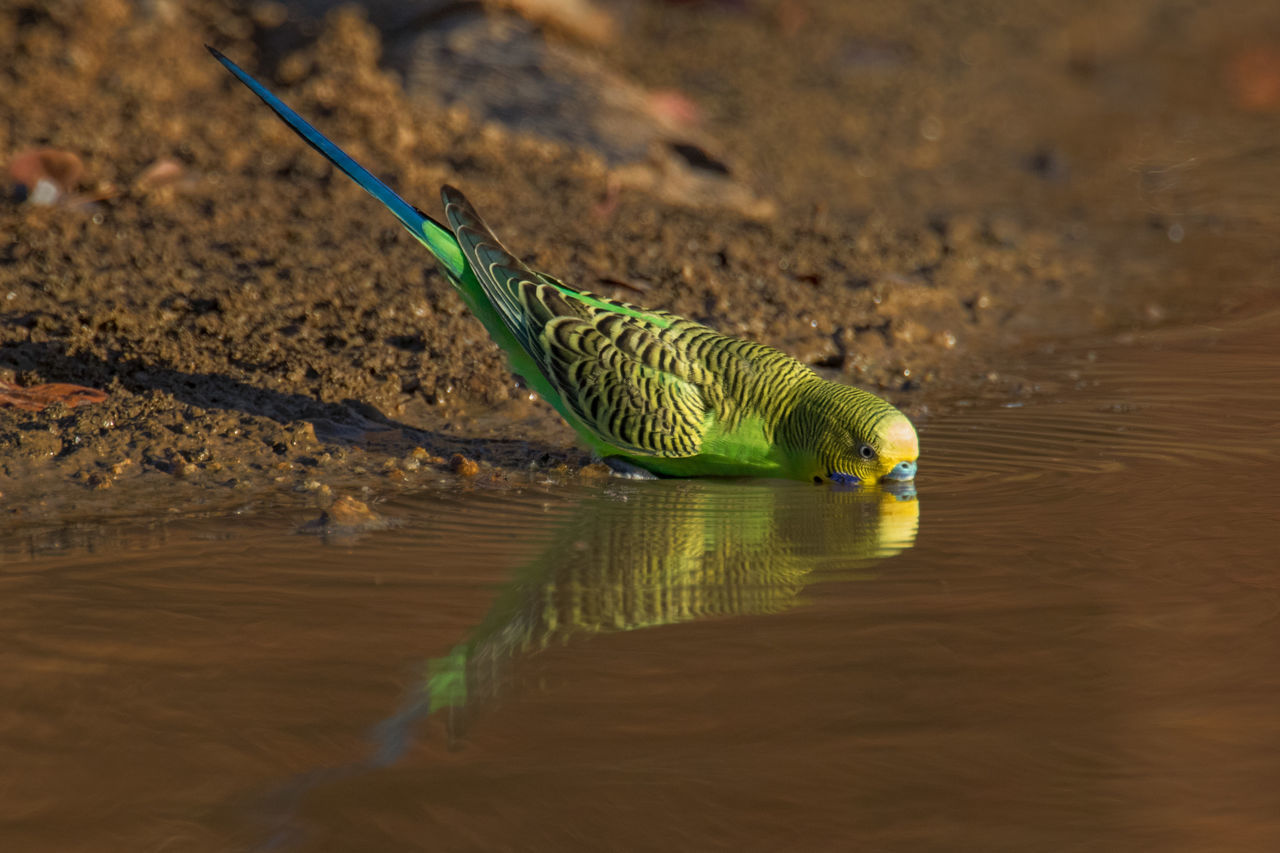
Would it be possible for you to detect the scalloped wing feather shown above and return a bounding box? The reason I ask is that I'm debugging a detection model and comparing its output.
[442,186,710,457]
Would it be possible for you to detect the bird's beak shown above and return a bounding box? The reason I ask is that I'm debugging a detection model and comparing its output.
[883,460,917,482]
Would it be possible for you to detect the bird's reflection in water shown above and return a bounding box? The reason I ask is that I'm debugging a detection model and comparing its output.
[375,480,919,760]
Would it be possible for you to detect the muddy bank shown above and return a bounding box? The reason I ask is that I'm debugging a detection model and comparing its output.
[2,0,1278,519]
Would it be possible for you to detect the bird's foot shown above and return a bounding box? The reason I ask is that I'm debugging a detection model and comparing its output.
[603,457,660,480]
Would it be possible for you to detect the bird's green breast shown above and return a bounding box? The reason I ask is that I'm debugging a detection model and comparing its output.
[613,412,790,478]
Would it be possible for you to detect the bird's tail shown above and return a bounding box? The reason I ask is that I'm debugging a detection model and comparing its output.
[207,46,467,281]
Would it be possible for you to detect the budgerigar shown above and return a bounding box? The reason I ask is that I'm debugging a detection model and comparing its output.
[209,48,919,484]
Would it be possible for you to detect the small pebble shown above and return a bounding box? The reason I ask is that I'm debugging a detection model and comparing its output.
[299,494,389,535]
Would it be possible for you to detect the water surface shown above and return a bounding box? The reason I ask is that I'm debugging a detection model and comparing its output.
[3,312,1278,852]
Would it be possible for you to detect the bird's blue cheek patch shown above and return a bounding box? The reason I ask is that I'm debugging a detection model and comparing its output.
[829,472,861,488]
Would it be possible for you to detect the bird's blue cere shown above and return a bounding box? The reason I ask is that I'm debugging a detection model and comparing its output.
[884,460,917,481]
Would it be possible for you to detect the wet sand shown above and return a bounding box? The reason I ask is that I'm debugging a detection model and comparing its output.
[2,0,1278,513]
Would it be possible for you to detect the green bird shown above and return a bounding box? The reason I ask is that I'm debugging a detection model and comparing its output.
[209,48,919,485]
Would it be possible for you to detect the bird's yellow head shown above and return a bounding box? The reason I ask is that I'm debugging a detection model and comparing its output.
[782,381,920,486]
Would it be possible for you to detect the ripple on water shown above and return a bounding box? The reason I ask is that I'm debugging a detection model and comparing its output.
[921,315,1280,498]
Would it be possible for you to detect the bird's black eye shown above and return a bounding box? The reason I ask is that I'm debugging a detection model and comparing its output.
[859,444,876,460]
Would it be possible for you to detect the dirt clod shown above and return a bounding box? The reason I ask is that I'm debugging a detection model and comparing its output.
[300,493,387,535]
[450,454,480,477]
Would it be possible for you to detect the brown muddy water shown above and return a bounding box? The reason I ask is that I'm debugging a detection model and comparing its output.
[3,308,1279,852]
